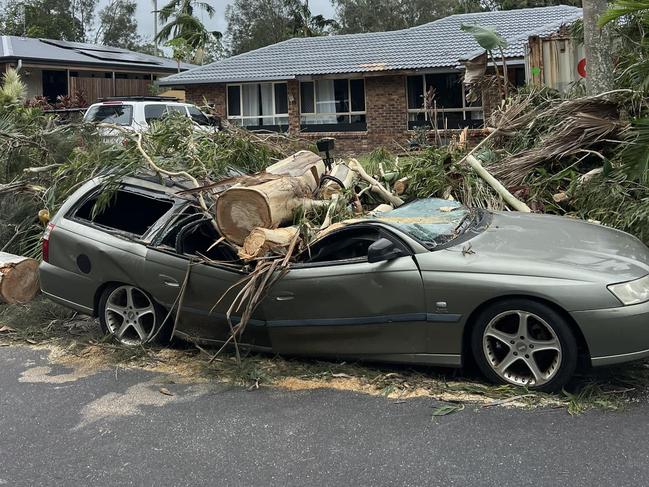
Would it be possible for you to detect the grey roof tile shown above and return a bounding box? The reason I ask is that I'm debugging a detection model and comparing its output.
[160,5,582,86]
[0,36,194,72]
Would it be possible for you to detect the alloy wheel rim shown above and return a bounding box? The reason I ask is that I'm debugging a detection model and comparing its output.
[482,310,562,387]
[104,285,156,346]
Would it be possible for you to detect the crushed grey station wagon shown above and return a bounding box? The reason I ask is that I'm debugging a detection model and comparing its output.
[39,175,649,391]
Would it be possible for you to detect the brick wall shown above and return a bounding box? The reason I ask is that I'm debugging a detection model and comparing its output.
[287,79,300,134]
[180,76,426,154]
[365,75,408,150]
[185,84,226,118]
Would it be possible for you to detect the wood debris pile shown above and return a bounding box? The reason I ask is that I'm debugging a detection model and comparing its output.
[197,149,407,262]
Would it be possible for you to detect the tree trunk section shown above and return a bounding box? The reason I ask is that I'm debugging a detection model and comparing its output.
[583,0,615,95]
[0,253,40,304]
[239,227,299,260]
[393,177,409,195]
[215,151,326,245]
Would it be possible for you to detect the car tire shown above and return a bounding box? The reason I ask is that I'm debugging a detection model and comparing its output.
[470,298,578,392]
[98,284,173,346]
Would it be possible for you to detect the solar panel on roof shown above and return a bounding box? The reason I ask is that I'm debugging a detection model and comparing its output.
[77,50,162,65]
[41,38,126,53]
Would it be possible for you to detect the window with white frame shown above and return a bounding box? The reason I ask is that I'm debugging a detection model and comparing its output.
[300,78,366,130]
[407,73,483,130]
[226,82,289,129]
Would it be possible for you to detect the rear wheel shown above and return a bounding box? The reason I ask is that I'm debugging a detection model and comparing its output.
[471,299,578,392]
[98,284,171,346]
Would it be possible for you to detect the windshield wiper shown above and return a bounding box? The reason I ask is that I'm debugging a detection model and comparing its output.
[453,209,478,235]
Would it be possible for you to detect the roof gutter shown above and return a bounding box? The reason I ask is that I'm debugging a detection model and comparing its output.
[158,75,297,87]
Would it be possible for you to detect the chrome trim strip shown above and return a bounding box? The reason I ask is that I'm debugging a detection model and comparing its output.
[591,347,649,366]
[41,290,94,314]
[267,313,428,327]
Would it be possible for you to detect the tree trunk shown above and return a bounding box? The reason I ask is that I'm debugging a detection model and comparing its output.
[215,151,326,245]
[320,162,358,199]
[466,155,531,212]
[583,0,615,95]
[239,227,299,260]
[0,252,39,304]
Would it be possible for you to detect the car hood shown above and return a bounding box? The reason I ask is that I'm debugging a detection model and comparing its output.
[463,211,649,283]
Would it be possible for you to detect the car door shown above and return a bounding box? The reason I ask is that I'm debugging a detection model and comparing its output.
[139,216,270,348]
[262,225,428,359]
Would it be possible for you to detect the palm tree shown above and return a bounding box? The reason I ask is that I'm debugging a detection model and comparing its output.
[155,0,222,51]
[460,23,509,99]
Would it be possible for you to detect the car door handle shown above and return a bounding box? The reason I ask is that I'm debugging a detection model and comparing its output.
[160,274,180,288]
[275,292,294,301]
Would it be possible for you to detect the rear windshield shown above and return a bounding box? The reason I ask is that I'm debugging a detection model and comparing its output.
[84,104,133,125]
[74,189,173,236]
[373,199,470,248]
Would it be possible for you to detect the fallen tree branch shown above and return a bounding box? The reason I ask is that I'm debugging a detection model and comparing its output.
[347,159,404,207]
[466,155,531,212]
[99,123,210,213]
[23,163,62,174]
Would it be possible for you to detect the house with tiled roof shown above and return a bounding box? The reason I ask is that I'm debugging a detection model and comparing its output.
[0,36,194,103]
[159,5,584,152]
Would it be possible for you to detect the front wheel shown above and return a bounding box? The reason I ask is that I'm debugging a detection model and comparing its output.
[470,299,578,392]
[98,284,171,346]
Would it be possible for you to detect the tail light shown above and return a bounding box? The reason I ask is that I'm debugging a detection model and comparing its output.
[42,223,55,262]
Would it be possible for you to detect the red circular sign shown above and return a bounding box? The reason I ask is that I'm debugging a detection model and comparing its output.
[577,58,587,78]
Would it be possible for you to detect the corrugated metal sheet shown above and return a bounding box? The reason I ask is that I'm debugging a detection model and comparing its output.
[160,5,582,86]
[539,37,585,92]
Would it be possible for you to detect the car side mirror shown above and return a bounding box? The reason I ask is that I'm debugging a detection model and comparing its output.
[368,238,404,263]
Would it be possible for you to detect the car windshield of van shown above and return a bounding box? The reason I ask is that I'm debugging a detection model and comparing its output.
[85,104,133,125]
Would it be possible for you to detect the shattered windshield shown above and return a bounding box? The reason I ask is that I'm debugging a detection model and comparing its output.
[373,199,471,248]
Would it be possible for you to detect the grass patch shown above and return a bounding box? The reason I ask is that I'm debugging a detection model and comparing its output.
[0,297,647,414]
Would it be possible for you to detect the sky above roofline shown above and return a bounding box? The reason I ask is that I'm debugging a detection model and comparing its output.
[97,0,335,45]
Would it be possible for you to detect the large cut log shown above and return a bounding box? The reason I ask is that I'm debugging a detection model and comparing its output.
[0,252,39,304]
[239,227,299,260]
[215,151,326,245]
[265,150,325,189]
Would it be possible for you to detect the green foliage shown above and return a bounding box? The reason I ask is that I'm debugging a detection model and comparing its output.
[617,117,649,183]
[0,69,27,106]
[568,173,649,245]
[0,0,97,41]
[332,0,458,34]
[156,0,222,57]
[599,0,649,26]
[358,146,395,176]
[460,23,508,52]
[225,0,337,56]
[94,0,141,49]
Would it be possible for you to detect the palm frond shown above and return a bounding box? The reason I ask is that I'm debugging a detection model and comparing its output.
[600,0,649,26]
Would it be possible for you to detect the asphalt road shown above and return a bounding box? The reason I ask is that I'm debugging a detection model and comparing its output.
[1,346,649,487]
